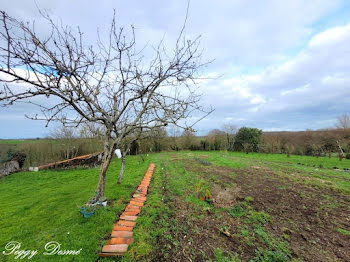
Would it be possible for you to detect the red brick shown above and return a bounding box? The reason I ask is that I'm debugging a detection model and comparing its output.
[102,244,128,253]
[117,220,136,227]
[108,237,134,245]
[113,225,133,231]
[130,201,144,207]
[99,252,122,257]
[126,202,140,207]
[120,215,137,221]
[111,231,133,238]
[133,193,146,198]
[126,204,141,210]
[124,206,140,211]
[122,210,140,216]
[131,198,145,203]
[100,163,156,257]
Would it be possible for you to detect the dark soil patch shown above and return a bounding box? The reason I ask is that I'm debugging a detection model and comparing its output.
[154,195,239,262]
[233,167,350,262]
[182,160,236,187]
[155,156,350,261]
[183,160,242,208]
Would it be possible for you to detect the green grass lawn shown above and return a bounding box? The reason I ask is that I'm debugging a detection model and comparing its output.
[0,139,43,145]
[223,151,350,169]
[1,151,349,261]
[0,154,153,261]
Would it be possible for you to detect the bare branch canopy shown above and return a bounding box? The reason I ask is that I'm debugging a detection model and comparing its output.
[0,9,212,202]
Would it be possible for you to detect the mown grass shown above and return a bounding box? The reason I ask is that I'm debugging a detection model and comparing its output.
[0,154,153,261]
[0,139,50,145]
[225,151,350,170]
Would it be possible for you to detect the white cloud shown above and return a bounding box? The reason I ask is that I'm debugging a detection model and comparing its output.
[281,84,310,96]
[1,0,350,137]
[196,20,350,132]
[308,22,350,48]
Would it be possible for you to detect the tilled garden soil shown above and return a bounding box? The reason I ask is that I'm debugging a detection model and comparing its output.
[154,157,350,261]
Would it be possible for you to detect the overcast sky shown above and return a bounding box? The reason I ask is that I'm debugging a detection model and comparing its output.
[1,0,350,138]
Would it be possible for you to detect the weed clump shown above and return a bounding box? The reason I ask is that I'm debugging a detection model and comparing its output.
[251,248,289,262]
[228,202,248,218]
[194,157,212,166]
[248,211,271,225]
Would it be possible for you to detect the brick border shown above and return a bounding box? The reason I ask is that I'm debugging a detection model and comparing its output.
[99,163,155,257]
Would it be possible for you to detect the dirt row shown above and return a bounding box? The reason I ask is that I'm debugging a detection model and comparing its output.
[154,156,350,261]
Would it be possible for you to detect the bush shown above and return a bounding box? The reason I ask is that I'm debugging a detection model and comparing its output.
[234,127,262,153]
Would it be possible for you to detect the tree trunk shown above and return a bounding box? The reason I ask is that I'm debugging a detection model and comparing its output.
[91,139,114,203]
[336,140,345,157]
[117,154,126,184]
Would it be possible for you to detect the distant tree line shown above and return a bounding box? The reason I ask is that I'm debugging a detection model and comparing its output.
[133,119,350,160]
[129,124,349,161]
[2,116,350,167]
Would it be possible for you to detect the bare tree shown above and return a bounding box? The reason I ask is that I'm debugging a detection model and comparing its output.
[207,129,226,150]
[169,124,181,151]
[336,114,350,130]
[49,125,78,159]
[222,124,237,151]
[117,125,166,184]
[180,128,198,150]
[0,10,212,203]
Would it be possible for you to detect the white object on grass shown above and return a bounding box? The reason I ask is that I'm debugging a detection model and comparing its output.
[91,201,108,207]
[115,149,121,158]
